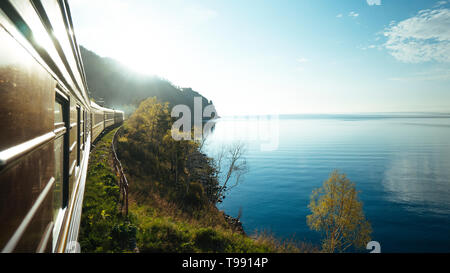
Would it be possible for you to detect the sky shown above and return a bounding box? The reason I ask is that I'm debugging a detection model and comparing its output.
[70,0,450,116]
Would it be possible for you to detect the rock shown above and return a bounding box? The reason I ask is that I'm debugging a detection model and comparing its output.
[223,213,246,235]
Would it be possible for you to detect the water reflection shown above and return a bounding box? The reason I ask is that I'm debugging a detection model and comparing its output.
[382,149,450,216]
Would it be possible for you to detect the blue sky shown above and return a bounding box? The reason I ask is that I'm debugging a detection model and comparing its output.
[71,0,450,115]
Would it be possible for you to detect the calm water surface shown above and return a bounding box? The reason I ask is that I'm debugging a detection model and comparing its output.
[204,115,450,252]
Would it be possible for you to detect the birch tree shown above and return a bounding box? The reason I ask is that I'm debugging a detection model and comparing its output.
[307,170,372,253]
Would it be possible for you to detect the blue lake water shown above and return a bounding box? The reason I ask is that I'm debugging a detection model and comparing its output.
[203,114,450,253]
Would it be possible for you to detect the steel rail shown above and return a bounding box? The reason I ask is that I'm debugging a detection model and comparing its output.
[111,126,129,216]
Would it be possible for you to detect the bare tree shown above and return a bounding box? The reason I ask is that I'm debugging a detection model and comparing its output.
[213,141,248,203]
[197,134,208,153]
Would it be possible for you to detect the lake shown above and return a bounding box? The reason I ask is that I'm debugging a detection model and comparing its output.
[203,114,450,253]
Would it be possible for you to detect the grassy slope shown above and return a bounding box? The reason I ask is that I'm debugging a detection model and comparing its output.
[128,192,312,253]
[79,128,136,253]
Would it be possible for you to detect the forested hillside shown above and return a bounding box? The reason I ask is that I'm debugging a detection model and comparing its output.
[117,97,220,209]
[80,46,216,117]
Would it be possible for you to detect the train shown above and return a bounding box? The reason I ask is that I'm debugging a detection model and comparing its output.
[0,0,124,252]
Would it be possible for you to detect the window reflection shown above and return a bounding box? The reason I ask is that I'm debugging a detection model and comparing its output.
[54,101,63,124]
[53,100,64,221]
[53,136,63,220]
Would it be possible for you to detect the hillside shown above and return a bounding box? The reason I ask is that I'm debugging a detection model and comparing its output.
[80,46,216,117]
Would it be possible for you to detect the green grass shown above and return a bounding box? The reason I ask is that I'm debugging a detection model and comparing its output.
[79,128,137,253]
[130,200,318,253]
[129,196,318,253]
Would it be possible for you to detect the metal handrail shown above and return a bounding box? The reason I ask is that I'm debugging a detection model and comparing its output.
[111,126,129,216]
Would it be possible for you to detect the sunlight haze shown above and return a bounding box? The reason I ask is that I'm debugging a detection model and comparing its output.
[70,0,450,116]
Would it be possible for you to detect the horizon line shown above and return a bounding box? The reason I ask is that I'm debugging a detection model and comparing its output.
[217,111,450,118]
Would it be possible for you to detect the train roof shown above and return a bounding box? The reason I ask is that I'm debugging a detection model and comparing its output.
[90,101,124,114]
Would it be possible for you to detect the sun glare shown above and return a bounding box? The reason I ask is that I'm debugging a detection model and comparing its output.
[112,27,176,79]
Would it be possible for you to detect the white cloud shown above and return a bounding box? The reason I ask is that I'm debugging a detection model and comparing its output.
[296,57,309,73]
[383,8,450,63]
[434,1,448,8]
[336,13,343,18]
[349,11,359,17]
[367,0,381,6]
[360,44,380,50]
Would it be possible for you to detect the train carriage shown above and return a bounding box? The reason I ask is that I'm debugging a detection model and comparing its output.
[0,0,124,253]
[114,110,125,125]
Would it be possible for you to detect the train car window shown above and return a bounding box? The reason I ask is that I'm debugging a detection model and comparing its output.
[83,110,86,145]
[53,98,66,221]
[54,102,63,125]
[76,106,80,166]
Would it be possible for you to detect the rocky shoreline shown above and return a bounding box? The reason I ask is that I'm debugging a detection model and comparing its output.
[223,213,246,235]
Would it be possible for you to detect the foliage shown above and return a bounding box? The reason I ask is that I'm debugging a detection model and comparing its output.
[130,202,316,253]
[306,170,372,253]
[117,97,220,212]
